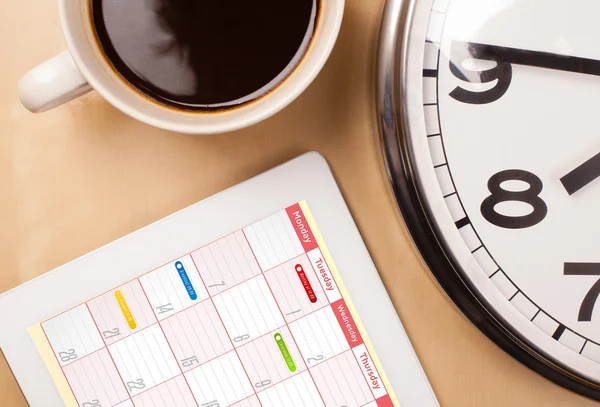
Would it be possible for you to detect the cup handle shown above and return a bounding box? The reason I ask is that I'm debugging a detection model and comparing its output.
[19,50,93,113]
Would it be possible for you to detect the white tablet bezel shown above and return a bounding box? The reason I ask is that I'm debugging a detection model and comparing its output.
[0,152,438,407]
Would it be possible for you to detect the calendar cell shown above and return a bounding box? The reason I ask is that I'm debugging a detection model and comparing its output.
[264,255,328,323]
[62,348,128,407]
[184,351,254,406]
[132,375,198,407]
[256,371,324,407]
[139,255,209,320]
[160,300,233,371]
[288,306,349,365]
[237,326,306,392]
[108,324,180,394]
[191,231,262,296]
[42,304,105,366]
[311,350,374,407]
[244,210,304,271]
[213,275,285,346]
[113,401,135,407]
[87,280,156,345]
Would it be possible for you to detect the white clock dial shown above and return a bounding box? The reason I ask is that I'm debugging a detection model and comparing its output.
[380,0,600,398]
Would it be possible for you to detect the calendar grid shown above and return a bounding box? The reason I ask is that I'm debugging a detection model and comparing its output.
[188,253,266,407]
[301,250,377,402]
[40,324,81,406]
[136,280,202,407]
[32,202,397,407]
[244,213,367,403]
[79,278,197,407]
[242,229,328,407]
[181,302,332,377]
[84,302,133,407]
[94,296,210,350]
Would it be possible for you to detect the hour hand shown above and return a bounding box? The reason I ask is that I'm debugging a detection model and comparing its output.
[560,152,600,195]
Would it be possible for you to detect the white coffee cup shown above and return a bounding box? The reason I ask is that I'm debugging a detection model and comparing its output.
[19,0,344,134]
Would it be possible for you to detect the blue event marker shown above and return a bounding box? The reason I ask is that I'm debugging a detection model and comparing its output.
[175,261,198,300]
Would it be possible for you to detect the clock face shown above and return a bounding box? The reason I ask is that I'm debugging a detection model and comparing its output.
[387,0,600,395]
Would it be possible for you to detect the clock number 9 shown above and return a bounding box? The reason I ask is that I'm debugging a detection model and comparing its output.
[481,170,548,229]
[449,41,513,105]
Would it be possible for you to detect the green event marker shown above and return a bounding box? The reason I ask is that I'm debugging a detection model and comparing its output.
[274,333,297,372]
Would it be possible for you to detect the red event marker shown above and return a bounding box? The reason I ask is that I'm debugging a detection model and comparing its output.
[295,264,317,303]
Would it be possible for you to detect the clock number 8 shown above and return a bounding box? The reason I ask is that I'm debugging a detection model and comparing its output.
[481,170,548,229]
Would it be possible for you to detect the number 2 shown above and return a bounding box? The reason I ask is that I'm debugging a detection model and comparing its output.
[307,355,324,364]
[255,379,271,388]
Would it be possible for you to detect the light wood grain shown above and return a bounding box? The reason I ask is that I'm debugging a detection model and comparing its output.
[0,0,596,406]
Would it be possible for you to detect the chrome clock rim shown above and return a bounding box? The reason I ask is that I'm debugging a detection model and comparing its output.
[376,0,600,399]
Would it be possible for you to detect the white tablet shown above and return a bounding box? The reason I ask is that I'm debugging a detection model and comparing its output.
[0,152,438,407]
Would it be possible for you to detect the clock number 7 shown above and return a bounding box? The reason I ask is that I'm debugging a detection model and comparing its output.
[564,263,600,322]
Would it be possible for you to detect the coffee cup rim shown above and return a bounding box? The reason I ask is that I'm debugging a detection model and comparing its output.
[59,0,345,134]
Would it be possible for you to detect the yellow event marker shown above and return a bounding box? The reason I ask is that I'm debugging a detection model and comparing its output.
[115,290,137,329]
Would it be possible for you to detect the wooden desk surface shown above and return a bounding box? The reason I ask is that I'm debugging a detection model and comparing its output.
[0,0,596,406]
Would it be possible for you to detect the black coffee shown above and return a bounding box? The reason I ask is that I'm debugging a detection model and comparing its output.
[91,0,319,111]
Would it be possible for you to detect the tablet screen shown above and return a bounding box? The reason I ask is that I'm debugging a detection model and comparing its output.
[28,202,399,407]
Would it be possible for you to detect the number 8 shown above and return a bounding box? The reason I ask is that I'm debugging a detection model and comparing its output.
[233,334,250,343]
[480,169,548,229]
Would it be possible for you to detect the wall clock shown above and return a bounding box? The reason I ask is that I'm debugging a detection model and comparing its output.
[378,0,600,399]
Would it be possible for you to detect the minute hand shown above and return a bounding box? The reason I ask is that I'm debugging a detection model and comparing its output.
[465,42,600,76]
